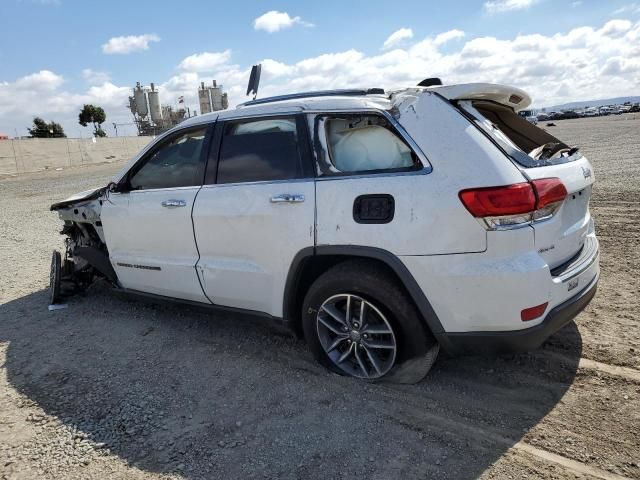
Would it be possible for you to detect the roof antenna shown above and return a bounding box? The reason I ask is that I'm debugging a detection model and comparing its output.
[246,64,262,100]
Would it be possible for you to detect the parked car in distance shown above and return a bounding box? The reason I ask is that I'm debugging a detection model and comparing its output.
[518,109,538,125]
[50,82,599,382]
[558,111,580,120]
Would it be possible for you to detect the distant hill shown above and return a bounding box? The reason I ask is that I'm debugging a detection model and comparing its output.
[542,96,640,111]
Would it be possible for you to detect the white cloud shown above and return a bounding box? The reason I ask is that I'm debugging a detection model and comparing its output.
[178,50,232,72]
[383,28,414,49]
[82,69,110,85]
[434,29,465,46]
[484,0,539,14]
[613,3,640,15]
[253,11,313,33]
[2,19,640,137]
[102,34,160,54]
[14,70,64,90]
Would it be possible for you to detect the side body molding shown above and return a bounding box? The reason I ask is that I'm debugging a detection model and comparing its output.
[282,245,445,336]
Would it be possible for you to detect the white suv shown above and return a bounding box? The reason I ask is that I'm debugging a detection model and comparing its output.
[50,83,599,382]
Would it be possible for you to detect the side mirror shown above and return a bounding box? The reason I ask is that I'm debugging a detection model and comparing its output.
[109,180,130,194]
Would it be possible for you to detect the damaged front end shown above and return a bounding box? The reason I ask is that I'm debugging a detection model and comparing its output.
[49,186,118,304]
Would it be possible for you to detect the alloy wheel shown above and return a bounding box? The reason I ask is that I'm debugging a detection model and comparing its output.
[316,293,397,379]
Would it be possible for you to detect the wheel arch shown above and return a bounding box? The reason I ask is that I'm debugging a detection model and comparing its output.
[282,245,444,338]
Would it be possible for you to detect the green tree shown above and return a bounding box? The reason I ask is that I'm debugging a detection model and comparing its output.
[78,104,107,137]
[28,117,66,138]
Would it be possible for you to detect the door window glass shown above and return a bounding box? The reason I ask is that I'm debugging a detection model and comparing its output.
[216,117,305,184]
[129,128,207,190]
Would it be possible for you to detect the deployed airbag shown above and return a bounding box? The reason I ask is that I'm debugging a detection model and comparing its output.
[327,124,414,172]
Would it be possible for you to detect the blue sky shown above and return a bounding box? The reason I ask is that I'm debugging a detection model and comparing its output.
[1,0,639,136]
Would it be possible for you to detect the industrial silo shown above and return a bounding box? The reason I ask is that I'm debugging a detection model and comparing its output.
[209,80,224,111]
[198,82,212,114]
[148,83,162,124]
[133,82,148,118]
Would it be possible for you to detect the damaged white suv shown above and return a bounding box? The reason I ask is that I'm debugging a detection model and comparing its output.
[51,82,599,382]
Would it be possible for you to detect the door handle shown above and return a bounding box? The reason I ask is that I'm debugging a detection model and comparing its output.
[270,194,305,203]
[161,199,187,208]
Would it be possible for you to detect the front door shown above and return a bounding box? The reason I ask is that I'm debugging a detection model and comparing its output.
[192,115,315,317]
[101,124,213,302]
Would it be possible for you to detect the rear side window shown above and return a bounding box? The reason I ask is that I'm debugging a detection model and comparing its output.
[313,113,421,176]
[216,117,307,184]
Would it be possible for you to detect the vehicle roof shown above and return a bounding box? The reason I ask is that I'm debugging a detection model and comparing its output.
[178,82,532,129]
[179,94,393,128]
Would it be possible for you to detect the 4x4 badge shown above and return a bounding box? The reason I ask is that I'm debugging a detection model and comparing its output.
[582,167,592,179]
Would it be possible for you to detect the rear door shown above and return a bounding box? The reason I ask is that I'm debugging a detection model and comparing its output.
[101,124,214,302]
[192,115,315,316]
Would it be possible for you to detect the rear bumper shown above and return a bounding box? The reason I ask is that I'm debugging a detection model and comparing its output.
[436,273,598,355]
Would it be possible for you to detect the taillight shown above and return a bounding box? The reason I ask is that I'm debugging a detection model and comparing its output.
[459,178,567,230]
[531,178,568,221]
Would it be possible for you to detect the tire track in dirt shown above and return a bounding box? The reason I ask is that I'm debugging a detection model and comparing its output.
[380,397,634,480]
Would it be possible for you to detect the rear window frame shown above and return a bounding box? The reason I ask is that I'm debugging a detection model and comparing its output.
[456,99,583,168]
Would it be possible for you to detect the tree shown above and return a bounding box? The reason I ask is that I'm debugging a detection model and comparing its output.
[28,117,66,138]
[78,104,107,137]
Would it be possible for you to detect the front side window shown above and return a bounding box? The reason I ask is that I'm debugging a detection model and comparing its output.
[313,114,421,176]
[128,128,207,190]
[216,117,306,184]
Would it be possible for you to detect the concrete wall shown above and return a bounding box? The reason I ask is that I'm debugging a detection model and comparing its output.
[0,136,153,175]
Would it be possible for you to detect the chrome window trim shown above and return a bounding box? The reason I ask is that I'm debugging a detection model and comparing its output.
[199,178,315,190]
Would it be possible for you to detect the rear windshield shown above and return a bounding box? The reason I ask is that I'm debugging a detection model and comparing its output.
[462,100,581,168]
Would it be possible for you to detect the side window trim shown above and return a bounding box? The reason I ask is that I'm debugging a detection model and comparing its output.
[204,113,314,186]
[121,123,215,191]
[309,110,431,178]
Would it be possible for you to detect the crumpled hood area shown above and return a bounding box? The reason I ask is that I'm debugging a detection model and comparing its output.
[50,186,105,211]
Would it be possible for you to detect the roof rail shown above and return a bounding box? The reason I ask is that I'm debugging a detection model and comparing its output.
[238,88,386,107]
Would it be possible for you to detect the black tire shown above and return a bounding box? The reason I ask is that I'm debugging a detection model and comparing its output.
[301,259,439,383]
[50,250,62,305]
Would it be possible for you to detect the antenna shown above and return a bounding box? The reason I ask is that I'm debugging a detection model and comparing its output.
[246,64,262,100]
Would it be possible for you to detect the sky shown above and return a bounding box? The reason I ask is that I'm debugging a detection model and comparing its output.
[0,0,639,137]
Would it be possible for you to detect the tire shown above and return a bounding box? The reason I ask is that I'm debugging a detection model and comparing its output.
[50,250,62,305]
[301,259,439,383]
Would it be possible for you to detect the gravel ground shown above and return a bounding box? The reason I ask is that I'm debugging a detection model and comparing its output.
[0,114,639,479]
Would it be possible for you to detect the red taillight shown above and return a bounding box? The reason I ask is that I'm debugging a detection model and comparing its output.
[521,302,548,321]
[459,183,536,217]
[459,178,567,228]
[531,178,568,209]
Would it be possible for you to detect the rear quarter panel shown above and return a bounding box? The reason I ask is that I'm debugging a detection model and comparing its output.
[315,92,528,256]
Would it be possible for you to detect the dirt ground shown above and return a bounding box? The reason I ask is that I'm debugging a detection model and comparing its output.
[0,115,638,479]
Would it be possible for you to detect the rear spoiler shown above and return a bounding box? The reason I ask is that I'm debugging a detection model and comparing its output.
[424,83,532,111]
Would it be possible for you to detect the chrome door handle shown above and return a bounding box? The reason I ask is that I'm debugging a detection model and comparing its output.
[270,194,305,203]
[161,199,187,208]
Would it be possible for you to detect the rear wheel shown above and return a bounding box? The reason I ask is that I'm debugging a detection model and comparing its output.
[302,260,439,382]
